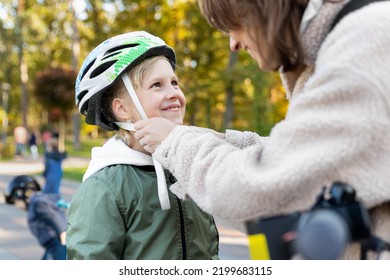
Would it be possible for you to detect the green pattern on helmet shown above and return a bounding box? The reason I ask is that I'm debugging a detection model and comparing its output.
[106,37,159,82]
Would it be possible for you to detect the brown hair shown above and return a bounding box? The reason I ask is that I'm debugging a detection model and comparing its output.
[198,0,311,71]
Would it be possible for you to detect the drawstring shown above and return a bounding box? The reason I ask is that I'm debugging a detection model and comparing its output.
[121,74,148,120]
[153,157,171,210]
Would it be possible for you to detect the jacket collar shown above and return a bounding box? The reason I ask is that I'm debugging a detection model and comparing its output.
[82,136,170,210]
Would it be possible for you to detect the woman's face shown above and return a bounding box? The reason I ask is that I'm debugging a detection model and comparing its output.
[136,59,186,125]
[229,27,279,71]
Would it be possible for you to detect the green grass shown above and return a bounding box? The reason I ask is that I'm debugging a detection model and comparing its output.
[65,138,106,158]
[63,166,87,182]
[62,138,104,181]
[1,136,107,161]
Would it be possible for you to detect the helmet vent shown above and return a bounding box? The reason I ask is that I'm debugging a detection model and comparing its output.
[90,60,116,78]
[77,90,89,105]
[101,50,121,61]
[104,43,139,56]
[80,99,89,115]
[80,58,96,81]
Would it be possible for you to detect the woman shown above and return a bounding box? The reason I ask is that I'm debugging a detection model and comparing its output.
[134,0,390,259]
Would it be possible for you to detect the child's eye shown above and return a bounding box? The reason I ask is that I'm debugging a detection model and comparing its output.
[151,82,161,88]
[172,80,179,86]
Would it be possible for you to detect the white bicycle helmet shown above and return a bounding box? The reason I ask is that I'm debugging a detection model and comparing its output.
[75,31,176,131]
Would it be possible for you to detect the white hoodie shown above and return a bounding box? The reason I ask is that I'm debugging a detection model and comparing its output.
[83,136,169,210]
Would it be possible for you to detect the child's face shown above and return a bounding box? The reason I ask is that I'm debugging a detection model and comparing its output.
[137,59,186,125]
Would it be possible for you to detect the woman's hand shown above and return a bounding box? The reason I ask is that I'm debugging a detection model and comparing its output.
[134,118,177,153]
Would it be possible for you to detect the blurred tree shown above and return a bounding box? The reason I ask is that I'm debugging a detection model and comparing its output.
[1,0,288,146]
[1,0,79,132]
[33,66,77,151]
[70,0,81,149]
[17,0,29,127]
[0,2,20,132]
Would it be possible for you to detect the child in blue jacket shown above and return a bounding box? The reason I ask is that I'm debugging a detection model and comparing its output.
[27,192,67,260]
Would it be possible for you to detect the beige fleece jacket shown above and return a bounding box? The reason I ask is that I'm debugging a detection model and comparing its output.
[154,1,390,259]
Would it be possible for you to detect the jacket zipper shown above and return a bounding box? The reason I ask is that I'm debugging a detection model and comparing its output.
[176,197,187,260]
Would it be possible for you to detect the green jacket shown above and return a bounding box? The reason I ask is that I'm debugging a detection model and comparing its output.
[66,164,219,259]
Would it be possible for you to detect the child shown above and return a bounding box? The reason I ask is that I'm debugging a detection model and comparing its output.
[43,137,67,195]
[27,191,67,260]
[66,31,219,259]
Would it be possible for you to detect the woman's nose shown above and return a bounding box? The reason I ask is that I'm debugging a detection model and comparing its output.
[230,37,241,52]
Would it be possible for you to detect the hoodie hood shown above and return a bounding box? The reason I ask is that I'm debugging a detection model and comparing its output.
[83,136,153,181]
[83,136,170,210]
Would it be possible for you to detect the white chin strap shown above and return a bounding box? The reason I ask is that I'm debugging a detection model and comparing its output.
[115,121,136,131]
[117,74,171,210]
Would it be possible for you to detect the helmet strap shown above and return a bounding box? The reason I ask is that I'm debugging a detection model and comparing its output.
[121,74,148,119]
[119,73,171,210]
[114,75,141,131]
[115,121,136,132]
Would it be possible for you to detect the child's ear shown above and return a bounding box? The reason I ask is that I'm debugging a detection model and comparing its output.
[112,97,132,120]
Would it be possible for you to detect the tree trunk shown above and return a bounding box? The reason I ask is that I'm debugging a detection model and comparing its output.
[71,0,81,150]
[18,0,29,127]
[224,51,238,129]
[59,116,66,152]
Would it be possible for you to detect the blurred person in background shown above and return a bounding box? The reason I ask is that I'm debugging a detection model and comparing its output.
[13,125,28,157]
[43,137,67,195]
[27,191,67,260]
[28,128,40,160]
